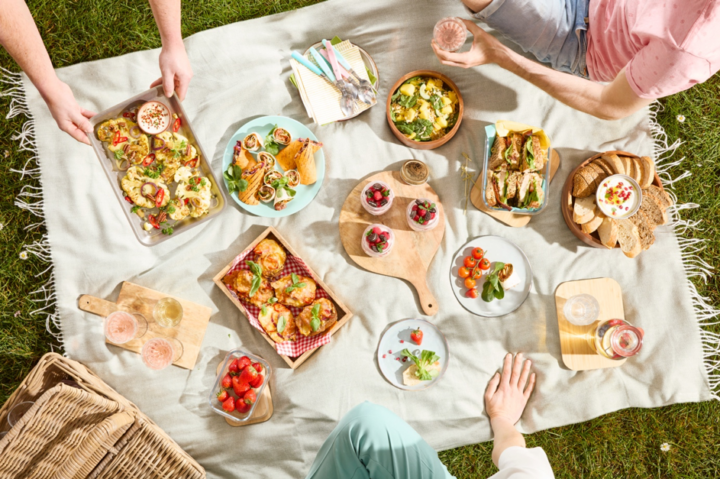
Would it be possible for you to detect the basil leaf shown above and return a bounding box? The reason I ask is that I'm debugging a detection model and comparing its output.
[261,305,267,316]
[481,281,495,303]
[269,297,278,304]
[232,164,242,179]
[238,178,248,192]
[311,303,321,321]
[291,273,299,284]
[493,262,505,274]
[310,317,321,332]
[277,315,287,334]
[494,285,505,300]
[246,260,262,276]
[249,275,261,297]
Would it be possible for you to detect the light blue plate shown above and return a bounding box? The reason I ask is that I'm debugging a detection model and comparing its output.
[222,115,325,217]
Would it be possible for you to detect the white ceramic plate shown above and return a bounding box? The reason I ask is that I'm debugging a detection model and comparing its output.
[376,319,449,391]
[449,235,532,317]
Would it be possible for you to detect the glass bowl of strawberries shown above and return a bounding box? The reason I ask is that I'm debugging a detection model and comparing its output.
[209,349,271,423]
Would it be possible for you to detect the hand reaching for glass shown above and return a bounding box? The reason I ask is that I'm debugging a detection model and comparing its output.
[485,352,536,425]
[432,19,506,69]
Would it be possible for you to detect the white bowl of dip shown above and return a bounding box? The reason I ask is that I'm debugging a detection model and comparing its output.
[136,101,171,135]
[596,174,642,219]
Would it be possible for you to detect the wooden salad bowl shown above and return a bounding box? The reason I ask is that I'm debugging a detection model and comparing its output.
[386,70,464,150]
[561,151,666,249]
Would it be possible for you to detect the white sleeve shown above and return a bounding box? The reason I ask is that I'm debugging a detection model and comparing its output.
[487,446,555,479]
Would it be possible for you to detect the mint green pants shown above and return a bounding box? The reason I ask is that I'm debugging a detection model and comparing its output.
[306,402,456,479]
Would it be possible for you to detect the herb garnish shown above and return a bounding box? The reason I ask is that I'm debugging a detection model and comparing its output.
[277,315,287,334]
[264,125,281,155]
[114,150,124,160]
[246,261,263,297]
[285,273,306,294]
[224,164,248,194]
[310,303,321,332]
[401,349,440,381]
[481,262,506,303]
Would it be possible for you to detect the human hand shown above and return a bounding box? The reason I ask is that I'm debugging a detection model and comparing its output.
[150,41,193,101]
[42,80,95,145]
[485,353,536,425]
[432,19,505,69]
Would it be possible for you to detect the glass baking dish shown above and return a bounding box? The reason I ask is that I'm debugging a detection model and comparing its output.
[480,123,552,215]
[88,86,226,246]
[208,349,271,423]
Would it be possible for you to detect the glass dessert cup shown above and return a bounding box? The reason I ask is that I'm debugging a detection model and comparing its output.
[141,336,183,370]
[104,311,148,344]
[433,17,468,52]
[407,198,440,232]
[360,181,395,216]
[362,224,395,258]
[153,297,184,328]
[592,318,644,360]
[563,294,600,326]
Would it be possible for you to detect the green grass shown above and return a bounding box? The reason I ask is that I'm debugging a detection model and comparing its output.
[1,1,718,477]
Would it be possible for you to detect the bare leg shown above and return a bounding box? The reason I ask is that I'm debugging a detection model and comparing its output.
[461,0,493,14]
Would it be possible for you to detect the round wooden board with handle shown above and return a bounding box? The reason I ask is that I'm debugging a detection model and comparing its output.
[561,150,666,249]
[339,170,445,316]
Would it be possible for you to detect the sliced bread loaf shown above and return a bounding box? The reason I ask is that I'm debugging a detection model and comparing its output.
[629,210,656,250]
[592,158,614,176]
[586,163,608,190]
[644,184,672,209]
[616,219,642,258]
[629,157,643,183]
[573,196,596,224]
[639,156,656,189]
[602,153,625,175]
[572,169,594,198]
[597,217,618,249]
[620,156,633,178]
[639,193,667,227]
[582,210,606,234]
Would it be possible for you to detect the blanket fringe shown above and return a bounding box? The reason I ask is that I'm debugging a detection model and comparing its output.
[651,101,720,400]
[1,68,64,348]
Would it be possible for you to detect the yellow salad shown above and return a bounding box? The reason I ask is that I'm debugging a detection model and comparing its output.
[390,77,458,142]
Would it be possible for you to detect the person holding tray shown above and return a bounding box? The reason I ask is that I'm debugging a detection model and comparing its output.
[306,353,553,479]
[433,0,720,121]
[0,0,192,145]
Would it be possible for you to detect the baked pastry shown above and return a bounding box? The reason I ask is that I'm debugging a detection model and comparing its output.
[253,239,286,279]
[223,270,273,307]
[295,298,337,337]
[271,274,317,308]
[258,303,297,342]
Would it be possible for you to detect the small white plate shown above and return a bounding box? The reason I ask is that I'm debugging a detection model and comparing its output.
[449,235,533,317]
[376,319,449,391]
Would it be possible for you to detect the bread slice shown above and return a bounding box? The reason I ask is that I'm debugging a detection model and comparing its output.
[572,170,594,198]
[644,184,672,210]
[620,156,633,177]
[629,157,643,183]
[629,210,656,250]
[639,193,667,227]
[582,210,606,234]
[586,163,608,190]
[602,154,625,175]
[616,219,642,258]
[597,217,618,249]
[592,158,614,177]
[639,156,656,189]
[573,196,596,224]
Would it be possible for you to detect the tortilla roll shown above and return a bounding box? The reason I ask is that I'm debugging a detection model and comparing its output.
[238,165,264,205]
[296,141,317,185]
[233,145,255,170]
[276,139,303,171]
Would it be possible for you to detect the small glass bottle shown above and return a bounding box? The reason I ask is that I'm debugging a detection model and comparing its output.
[593,319,644,360]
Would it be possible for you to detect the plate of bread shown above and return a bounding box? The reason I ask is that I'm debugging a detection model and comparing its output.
[222,115,325,217]
[561,151,673,258]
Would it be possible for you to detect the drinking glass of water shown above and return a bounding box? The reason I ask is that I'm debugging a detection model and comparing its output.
[153,297,183,328]
[563,294,600,326]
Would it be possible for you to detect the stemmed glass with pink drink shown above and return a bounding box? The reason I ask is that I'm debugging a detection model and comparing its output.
[104,311,148,344]
[141,337,184,370]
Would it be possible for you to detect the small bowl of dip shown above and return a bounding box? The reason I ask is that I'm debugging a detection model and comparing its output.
[136,101,171,135]
[596,174,642,219]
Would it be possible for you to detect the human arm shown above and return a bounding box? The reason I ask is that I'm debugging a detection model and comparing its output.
[0,0,95,144]
[148,0,193,100]
[485,353,535,465]
[432,20,653,120]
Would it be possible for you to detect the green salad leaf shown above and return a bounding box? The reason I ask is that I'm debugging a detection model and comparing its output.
[481,262,506,303]
[277,315,287,334]
[401,349,441,381]
[525,138,535,169]
[398,93,418,109]
[394,118,433,141]
[246,260,263,297]
[224,164,248,194]
[264,125,281,155]
[310,303,321,332]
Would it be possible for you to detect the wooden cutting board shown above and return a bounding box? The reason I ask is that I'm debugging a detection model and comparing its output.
[555,277,626,370]
[470,150,561,227]
[215,361,273,427]
[339,170,445,316]
[78,282,212,370]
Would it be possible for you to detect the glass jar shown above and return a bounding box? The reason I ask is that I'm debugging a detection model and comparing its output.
[361,224,394,258]
[361,181,394,216]
[593,318,644,360]
[407,198,440,232]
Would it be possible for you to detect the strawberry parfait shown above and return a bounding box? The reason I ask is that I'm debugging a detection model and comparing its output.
[361,181,394,216]
[407,198,439,231]
[362,224,395,258]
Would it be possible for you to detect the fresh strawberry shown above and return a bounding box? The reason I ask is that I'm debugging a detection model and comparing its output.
[221,373,232,389]
[221,396,235,413]
[216,390,229,402]
[237,356,251,371]
[232,375,251,395]
[239,365,258,383]
[249,374,264,388]
[410,328,423,345]
[236,400,252,413]
[251,362,263,373]
[228,359,240,375]
[243,389,257,405]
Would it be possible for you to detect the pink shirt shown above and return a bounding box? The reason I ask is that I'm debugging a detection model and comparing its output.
[586,0,720,99]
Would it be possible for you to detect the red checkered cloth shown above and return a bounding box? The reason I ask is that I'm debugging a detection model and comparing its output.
[224,248,332,357]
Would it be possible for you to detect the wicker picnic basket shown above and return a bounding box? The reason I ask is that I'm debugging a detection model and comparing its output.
[0,353,205,479]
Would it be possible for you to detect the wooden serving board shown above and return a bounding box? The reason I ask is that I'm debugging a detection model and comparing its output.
[78,282,212,370]
[215,361,273,427]
[339,170,445,316]
[555,278,626,370]
[470,150,561,227]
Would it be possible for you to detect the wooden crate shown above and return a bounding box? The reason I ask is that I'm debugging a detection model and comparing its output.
[213,226,353,369]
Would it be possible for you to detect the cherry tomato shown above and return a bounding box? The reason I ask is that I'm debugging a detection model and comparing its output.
[458,267,470,278]
[472,268,483,279]
[471,247,484,260]
[463,256,476,268]
[480,257,491,270]
[464,278,476,289]
[465,288,479,299]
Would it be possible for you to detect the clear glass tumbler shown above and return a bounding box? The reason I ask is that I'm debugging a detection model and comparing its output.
[563,294,600,326]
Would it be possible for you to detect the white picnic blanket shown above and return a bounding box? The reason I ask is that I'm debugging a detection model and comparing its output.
[12,0,713,477]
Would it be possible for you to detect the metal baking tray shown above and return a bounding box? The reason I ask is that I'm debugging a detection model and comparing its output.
[88,87,226,246]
